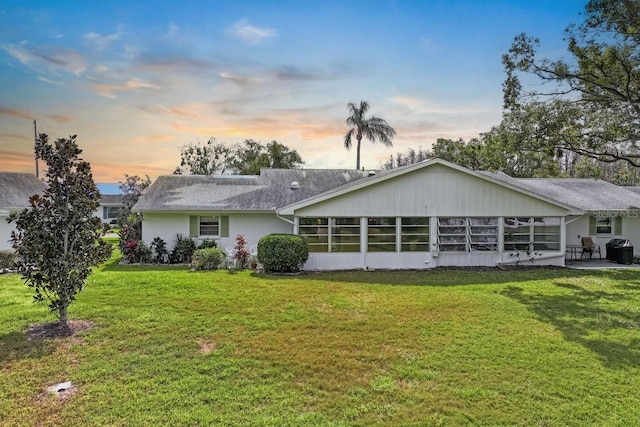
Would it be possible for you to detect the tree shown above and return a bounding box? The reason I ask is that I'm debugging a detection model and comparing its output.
[502,0,640,166]
[116,173,151,227]
[344,101,396,170]
[117,174,151,258]
[8,134,112,325]
[174,138,303,175]
[174,138,234,175]
[232,139,304,175]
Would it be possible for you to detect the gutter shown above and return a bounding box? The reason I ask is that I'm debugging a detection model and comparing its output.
[275,210,294,225]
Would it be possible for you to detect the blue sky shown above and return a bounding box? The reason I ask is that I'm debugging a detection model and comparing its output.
[0,0,587,181]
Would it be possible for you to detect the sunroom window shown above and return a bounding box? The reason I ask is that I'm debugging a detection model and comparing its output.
[401,217,430,252]
[503,217,560,251]
[298,217,360,253]
[332,217,360,253]
[298,217,329,252]
[437,218,498,252]
[368,217,396,252]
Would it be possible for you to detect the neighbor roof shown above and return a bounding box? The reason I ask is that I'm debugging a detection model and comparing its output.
[0,173,45,210]
[485,174,640,211]
[133,169,369,212]
[100,194,124,204]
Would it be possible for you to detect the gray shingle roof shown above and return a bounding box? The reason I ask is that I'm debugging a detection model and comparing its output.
[0,173,46,209]
[133,169,369,212]
[100,194,124,204]
[481,172,640,211]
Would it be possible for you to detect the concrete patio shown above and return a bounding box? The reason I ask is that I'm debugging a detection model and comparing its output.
[565,257,640,270]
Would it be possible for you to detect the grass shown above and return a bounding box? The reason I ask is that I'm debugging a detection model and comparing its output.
[1,251,640,425]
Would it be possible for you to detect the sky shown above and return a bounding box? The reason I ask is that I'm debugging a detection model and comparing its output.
[0,0,588,182]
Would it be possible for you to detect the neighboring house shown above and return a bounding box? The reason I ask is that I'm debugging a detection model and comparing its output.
[133,159,640,270]
[0,173,46,251]
[96,194,124,225]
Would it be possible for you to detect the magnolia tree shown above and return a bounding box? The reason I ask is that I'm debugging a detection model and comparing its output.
[9,134,112,325]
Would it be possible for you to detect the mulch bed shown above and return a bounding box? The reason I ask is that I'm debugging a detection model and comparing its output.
[26,320,94,340]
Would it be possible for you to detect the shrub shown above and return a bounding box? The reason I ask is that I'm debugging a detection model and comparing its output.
[257,234,309,273]
[198,239,218,249]
[170,234,196,264]
[0,250,17,269]
[151,237,169,263]
[122,239,152,264]
[191,247,227,270]
[233,235,251,269]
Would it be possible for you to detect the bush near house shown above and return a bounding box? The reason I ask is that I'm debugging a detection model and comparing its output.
[191,247,227,270]
[257,234,309,273]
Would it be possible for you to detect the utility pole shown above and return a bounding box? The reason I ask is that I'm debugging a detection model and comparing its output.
[33,120,39,179]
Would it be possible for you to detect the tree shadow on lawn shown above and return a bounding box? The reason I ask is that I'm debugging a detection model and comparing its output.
[0,330,56,364]
[258,267,629,287]
[501,280,640,368]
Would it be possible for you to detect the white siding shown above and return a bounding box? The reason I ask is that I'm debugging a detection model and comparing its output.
[0,212,14,251]
[141,213,190,250]
[566,214,640,257]
[295,164,568,218]
[221,213,292,257]
[141,212,292,255]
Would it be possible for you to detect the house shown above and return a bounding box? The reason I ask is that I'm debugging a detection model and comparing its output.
[133,159,640,269]
[96,194,124,225]
[0,173,46,251]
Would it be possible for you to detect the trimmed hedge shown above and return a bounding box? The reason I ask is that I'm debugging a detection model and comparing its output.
[191,247,227,270]
[257,234,309,273]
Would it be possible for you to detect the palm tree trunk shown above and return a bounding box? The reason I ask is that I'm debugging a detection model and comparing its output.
[356,137,362,170]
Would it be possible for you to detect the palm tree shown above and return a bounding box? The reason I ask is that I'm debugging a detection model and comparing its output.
[344,101,396,170]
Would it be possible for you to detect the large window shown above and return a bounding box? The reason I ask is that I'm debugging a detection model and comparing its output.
[103,206,119,220]
[368,217,396,252]
[298,217,360,253]
[301,217,430,253]
[503,217,560,251]
[199,216,220,236]
[437,217,498,252]
[299,218,329,252]
[401,217,430,252]
[332,218,360,252]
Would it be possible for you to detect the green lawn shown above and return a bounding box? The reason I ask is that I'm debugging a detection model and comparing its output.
[1,253,640,426]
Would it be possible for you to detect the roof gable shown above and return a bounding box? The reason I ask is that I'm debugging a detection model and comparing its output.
[278,158,581,215]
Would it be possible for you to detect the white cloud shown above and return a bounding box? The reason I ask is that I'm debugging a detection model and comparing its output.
[3,42,87,76]
[84,25,124,50]
[227,19,277,45]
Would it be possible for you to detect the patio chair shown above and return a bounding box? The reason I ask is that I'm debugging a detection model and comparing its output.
[581,236,601,260]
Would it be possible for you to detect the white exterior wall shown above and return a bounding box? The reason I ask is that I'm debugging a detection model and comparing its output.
[141,213,190,250]
[0,211,14,251]
[566,214,640,257]
[141,212,292,256]
[220,213,292,257]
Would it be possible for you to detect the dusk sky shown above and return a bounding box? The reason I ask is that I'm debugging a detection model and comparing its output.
[1,0,588,182]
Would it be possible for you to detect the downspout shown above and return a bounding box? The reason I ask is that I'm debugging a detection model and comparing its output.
[275,209,294,225]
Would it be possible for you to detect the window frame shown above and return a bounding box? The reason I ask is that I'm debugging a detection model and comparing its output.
[199,215,220,237]
[103,206,120,220]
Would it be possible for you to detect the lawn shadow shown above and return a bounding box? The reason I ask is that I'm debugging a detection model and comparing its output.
[501,282,640,368]
[0,330,56,364]
[264,267,604,287]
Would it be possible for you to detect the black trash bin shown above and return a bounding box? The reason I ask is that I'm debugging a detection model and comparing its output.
[606,239,634,264]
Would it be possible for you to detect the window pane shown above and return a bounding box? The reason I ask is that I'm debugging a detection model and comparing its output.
[200,216,219,236]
